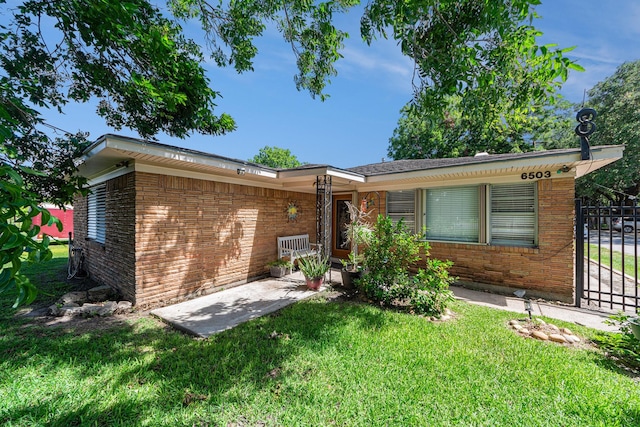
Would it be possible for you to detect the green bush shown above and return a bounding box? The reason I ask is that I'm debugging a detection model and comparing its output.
[593,312,640,371]
[358,215,454,316]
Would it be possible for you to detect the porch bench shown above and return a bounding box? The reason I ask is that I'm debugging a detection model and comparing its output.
[277,234,322,264]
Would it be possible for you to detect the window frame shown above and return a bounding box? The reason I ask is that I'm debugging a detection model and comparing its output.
[385,182,539,248]
[87,183,106,244]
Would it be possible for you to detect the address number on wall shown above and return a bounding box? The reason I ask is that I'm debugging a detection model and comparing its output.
[521,171,552,180]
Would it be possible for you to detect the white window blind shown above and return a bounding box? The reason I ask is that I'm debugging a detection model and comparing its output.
[490,183,536,246]
[88,184,106,243]
[386,190,416,232]
[425,186,479,242]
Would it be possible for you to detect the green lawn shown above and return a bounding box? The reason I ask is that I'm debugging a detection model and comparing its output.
[1,250,639,426]
[586,243,640,278]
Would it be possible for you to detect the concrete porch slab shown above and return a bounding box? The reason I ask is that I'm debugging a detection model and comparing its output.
[150,274,322,338]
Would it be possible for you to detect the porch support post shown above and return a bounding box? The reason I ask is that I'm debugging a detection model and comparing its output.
[316,175,332,280]
[575,198,584,307]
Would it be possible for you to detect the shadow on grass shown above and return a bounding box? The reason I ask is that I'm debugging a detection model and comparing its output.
[0,296,391,426]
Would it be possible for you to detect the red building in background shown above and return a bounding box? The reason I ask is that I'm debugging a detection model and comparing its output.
[36,204,74,240]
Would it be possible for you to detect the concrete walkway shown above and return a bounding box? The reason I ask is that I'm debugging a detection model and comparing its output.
[151,270,619,337]
[451,286,618,332]
[151,273,321,338]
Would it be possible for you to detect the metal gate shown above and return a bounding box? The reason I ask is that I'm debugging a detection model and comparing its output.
[576,200,640,312]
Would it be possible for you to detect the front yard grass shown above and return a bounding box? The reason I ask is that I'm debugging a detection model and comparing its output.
[1,250,639,426]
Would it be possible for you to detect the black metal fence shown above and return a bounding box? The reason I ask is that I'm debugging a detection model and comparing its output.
[576,200,639,312]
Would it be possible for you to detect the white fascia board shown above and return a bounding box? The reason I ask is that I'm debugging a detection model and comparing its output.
[104,135,278,179]
[362,146,623,185]
[86,163,135,186]
[278,167,365,182]
[76,139,108,166]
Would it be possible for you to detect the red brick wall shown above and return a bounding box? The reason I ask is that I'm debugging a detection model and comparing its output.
[73,173,136,302]
[426,178,575,302]
[134,172,317,306]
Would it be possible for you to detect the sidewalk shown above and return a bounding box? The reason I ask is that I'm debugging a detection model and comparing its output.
[451,286,618,332]
[151,270,620,337]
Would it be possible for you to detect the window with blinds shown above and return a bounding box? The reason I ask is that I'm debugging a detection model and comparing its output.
[490,183,536,246]
[425,186,479,242]
[386,190,416,232]
[88,184,106,243]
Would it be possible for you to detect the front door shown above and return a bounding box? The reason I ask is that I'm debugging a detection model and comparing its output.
[332,194,353,259]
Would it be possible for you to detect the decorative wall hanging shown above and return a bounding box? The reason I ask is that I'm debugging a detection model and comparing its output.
[286,201,300,222]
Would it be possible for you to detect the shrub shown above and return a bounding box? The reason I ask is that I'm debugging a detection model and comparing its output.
[593,312,640,371]
[358,215,455,316]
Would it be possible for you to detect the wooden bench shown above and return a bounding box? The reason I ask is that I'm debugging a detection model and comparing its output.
[277,234,322,264]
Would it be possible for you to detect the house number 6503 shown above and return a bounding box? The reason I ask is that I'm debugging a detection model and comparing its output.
[521,171,552,180]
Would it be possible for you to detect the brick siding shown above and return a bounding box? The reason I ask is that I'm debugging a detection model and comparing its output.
[73,173,136,302]
[134,172,316,306]
[422,178,576,302]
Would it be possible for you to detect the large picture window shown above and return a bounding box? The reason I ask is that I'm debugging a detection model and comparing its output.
[87,184,106,243]
[388,182,538,247]
[425,186,479,242]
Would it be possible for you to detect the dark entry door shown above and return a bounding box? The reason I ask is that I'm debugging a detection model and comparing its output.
[332,194,352,259]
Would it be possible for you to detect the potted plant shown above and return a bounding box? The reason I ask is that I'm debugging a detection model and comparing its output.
[267,259,293,278]
[297,256,330,290]
[340,201,372,289]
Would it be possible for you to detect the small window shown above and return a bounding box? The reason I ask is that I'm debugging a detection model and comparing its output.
[386,190,416,232]
[425,186,479,242]
[490,183,537,246]
[87,184,106,243]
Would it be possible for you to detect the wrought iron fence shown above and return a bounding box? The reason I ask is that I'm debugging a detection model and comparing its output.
[576,200,639,312]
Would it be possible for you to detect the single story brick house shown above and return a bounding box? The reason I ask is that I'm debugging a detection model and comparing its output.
[74,134,623,307]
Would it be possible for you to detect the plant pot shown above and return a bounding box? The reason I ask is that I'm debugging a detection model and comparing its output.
[305,276,323,291]
[629,317,640,340]
[340,269,362,289]
[270,266,292,278]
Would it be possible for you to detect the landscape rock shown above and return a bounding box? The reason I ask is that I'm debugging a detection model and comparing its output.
[87,285,114,302]
[532,331,549,341]
[116,301,133,313]
[560,327,573,335]
[439,315,451,321]
[49,303,80,316]
[549,333,567,343]
[59,291,87,305]
[513,324,523,331]
[509,320,520,326]
[520,328,530,335]
[547,324,560,332]
[564,334,581,343]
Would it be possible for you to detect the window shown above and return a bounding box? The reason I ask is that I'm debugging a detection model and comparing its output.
[490,183,536,246]
[386,190,416,232]
[425,186,479,242]
[87,184,106,243]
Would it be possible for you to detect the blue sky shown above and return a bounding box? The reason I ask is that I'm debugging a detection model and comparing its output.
[41,1,640,169]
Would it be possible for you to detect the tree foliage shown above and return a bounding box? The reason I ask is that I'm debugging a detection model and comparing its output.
[576,60,640,204]
[249,146,304,168]
[388,96,579,159]
[1,0,235,304]
[379,1,580,159]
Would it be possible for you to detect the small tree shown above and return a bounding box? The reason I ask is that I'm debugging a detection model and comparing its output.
[359,215,454,316]
[249,146,304,169]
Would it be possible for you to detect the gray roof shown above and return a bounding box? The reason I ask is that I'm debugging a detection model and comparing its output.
[347,148,586,176]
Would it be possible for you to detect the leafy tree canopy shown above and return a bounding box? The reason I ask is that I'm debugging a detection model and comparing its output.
[249,146,304,168]
[576,60,640,204]
[388,96,579,159]
[1,0,235,305]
